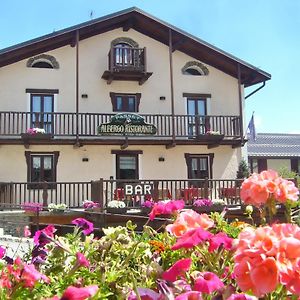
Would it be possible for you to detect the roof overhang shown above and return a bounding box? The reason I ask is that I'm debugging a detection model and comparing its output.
[0,7,271,87]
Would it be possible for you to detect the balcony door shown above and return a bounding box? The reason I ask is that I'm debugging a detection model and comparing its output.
[187,97,208,137]
[31,94,54,133]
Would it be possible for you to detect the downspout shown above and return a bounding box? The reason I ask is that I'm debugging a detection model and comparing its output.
[237,63,244,143]
[168,29,176,147]
[245,81,266,99]
[75,30,80,146]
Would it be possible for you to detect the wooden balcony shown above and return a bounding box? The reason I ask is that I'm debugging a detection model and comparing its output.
[0,111,242,147]
[0,178,243,209]
[101,46,152,85]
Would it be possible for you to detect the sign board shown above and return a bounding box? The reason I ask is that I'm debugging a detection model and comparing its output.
[124,184,152,196]
[98,113,157,135]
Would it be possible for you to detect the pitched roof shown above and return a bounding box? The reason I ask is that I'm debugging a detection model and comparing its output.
[247,133,300,157]
[0,7,270,87]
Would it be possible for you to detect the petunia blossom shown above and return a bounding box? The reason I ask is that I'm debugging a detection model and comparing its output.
[76,252,90,268]
[171,227,213,250]
[208,232,233,252]
[60,285,99,300]
[0,246,6,259]
[33,225,56,246]
[162,258,192,282]
[149,200,185,221]
[127,287,161,300]
[175,291,203,300]
[193,271,224,294]
[72,218,94,235]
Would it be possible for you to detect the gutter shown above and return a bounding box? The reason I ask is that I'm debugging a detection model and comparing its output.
[245,82,266,99]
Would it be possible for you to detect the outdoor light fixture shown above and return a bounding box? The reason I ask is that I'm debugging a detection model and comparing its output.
[158,156,165,162]
[159,96,166,100]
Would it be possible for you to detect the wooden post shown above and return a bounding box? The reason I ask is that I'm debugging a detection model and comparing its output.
[153,180,159,202]
[42,182,48,207]
[204,178,209,199]
[91,179,104,208]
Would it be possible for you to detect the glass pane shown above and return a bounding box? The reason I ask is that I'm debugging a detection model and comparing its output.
[116,97,123,111]
[128,97,136,112]
[32,157,41,182]
[119,156,137,179]
[43,156,53,182]
[32,96,41,112]
[187,100,195,115]
[197,100,206,115]
[191,158,198,171]
[199,158,208,170]
[43,157,52,170]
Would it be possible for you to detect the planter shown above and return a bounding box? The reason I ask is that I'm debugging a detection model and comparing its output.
[106,207,127,214]
[193,204,224,214]
[21,133,53,141]
[49,209,66,214]
[195,134,225,142]
[141,207,152,215]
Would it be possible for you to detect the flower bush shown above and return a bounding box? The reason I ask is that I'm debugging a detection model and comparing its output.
[0,170,299,299]
[82,200,99,209]
[48,203,68,212]
[21,202,43,213]
[107,200,126,208]
[26,128,46,135]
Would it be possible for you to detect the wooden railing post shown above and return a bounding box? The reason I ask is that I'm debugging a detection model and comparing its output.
[153,180,159,202]
[42,182,48,207]
[204,178,209,199]
[91,178,104,208]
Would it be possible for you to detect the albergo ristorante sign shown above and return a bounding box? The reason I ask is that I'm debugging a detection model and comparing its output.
[98,113,157,135]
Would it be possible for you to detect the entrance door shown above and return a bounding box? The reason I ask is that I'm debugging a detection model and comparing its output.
[116,154,139,180]
[187,155,211,187]
[187,97,208,137]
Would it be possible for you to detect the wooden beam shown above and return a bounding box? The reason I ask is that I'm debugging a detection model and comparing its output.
[123,18,134,31]
[172,38,186,52]
[165,142,176,149]
[207,143,220,149]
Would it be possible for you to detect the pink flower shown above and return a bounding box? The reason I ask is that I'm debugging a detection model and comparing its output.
[162,258,192,282]
[194,272,224,294]
[22,263,50,287]
[227,294,258,300]
[24,226,31,237]
[72,218,94,235]
[171,227,213,250]
[0,246,6,259]
[60,285,98,300]
[149,200,185,221]
[33,225,56,246]
[166,210,214,237]
[127,288,161,300]
[208,232,233,252]
[175,291,203,300]
[76,252,90,268]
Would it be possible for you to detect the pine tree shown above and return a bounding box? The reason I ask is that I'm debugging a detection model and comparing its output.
[236,159,250,179]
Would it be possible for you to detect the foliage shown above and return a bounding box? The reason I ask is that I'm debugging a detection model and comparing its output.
[236,159,250,179]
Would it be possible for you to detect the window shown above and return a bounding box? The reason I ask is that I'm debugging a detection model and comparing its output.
[25,151,59,188]
[182,61,209,76]
[185,153,214,187]
[110,93,141,112]
[27,54,59,69]
[30,94,54,133]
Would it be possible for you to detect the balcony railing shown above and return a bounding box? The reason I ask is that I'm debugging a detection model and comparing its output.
[0,111,241,139]
[0,178,243,209]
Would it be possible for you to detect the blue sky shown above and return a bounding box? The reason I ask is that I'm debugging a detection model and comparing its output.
[0,0,299,133]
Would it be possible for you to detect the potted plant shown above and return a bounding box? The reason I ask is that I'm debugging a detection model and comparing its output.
[21,202,43,215]
[141,199,155,215]
[83,200,101,212]
[106,200,127,214]
[193,198,224,213]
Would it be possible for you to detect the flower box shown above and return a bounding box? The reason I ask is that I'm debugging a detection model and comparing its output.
[195,134,225,142]
[21,133,53,141]
[106,207,127,214]
[193,204,224,214]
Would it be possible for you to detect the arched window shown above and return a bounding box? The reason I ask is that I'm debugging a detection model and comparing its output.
[182,61,209,76]
[27,54,59,69]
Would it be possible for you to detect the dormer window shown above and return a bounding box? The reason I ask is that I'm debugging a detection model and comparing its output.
[27,54,59,69]
[182,61,209,76]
